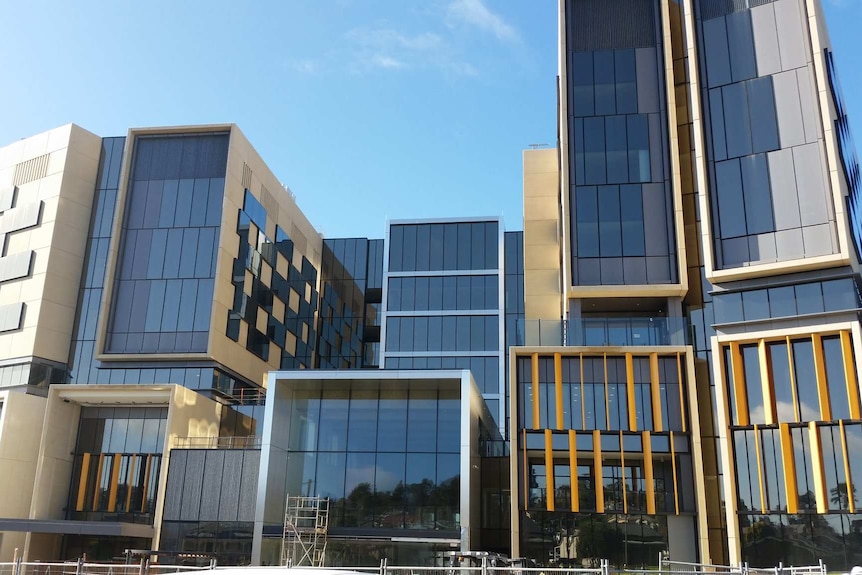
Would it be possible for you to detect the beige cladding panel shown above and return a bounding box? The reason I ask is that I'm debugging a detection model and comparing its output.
[0,124,100,364]
[0,390,48,560]
[523,148,562,321]
[208,127,325,385]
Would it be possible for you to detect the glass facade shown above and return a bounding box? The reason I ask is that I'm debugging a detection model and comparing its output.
[107,134,227,353]
[515,351,697,566]
[694,0,838,268]
[317,238,383,369]
[825,48,862,261]
[66,407,167,524]
[383,221,504,428]
[228,189,319,368]
[282,385,460,531]
[566,0,678,286]
[721,330,862,567]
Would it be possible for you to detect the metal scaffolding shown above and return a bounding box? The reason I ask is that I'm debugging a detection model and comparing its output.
[280,495,329,567]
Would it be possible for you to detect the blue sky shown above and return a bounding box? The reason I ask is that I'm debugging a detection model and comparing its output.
[1,0,860,239]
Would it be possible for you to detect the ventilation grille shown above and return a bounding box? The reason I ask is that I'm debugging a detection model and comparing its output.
[260,183,278,222]
[242,162,252,189]
[568,0,657,51]
[13,154,49,186]
[698,0,777,20]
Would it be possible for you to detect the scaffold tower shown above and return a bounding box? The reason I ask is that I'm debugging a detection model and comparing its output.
[280,495,329,567]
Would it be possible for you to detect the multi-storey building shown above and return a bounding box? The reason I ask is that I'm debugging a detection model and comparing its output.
[514,0,862,568]
[0,0,860,569]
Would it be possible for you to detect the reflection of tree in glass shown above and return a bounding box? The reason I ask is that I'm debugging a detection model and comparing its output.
[576,518,624,565]
[336,476,460,531]
[830,482,856,510]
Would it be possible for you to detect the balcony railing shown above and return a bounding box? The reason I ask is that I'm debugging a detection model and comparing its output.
[516,317,690,347]
[172,436,261,449]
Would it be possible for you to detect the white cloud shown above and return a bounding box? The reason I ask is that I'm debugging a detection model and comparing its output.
[446,0,519,42]
[291,59,319,74]
[345,26,476,75]
[371,54,406,69]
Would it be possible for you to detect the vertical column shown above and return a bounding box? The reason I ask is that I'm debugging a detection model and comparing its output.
[531,353,540,429]
[670,431,679,515]
[753,426,766,513]
[76,453,91,512]
[643,431,656,514]
[840,331,861,419]
[758,340,776,424]
[730,342,750,426]
[569,430,579,512]
[839,421,855,512]
[545,429,555,511]
[555,353,564,429]
[626,353,637,431]
[593,429,604,513]
[808,422,828,513]
[779,424,799,513]
[812,334,833,421]
[650,353,664,431]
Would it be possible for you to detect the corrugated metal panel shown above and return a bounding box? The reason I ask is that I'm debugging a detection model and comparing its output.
[218,450,244,522]
[162,451,188,522]
[199,450,225,521]
[699,0,777,20]
[179,450,205,520]
[12,154,49,186]
[242,163,252,189]
[237,450,260,522]
[568,0,657,51]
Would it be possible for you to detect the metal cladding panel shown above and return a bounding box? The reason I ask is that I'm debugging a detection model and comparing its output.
[568,0,656,51]
[238,450,260,522]
[218,450,244,522]
[162,450,187,522]
[199,450,226,521]
[179,450,205,520]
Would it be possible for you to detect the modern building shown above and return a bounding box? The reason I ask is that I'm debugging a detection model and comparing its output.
[0,0,860,570]
[523,0,862,568]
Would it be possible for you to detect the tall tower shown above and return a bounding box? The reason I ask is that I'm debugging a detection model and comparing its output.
[515,0,862,568]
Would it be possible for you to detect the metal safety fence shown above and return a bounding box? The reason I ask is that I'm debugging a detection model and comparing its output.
[0,556,829,575]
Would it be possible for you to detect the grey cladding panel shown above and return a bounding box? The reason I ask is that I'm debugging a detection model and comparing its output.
[796,68,821,144]
[773,70,806,147]
[775,228,804,260]
[702,17,732,88]
[642,183,670,257]
[709,89,728,161]
[740,154,774,235]
[767,149,801,230]
[623,257,647,284]
[162,451,188,522]
[636,48,660,113]
[792,143,830,226]
[802,223,836,257]
[0,303,24,333]
[715,159,747,238]
[751,4,781,76]
[774,0,807,71]
[600,258,624,284]
[722,237,750,266]
[726,10,757,83]
[199,450,225,521]
[0,187,14,212]
[748,232,777,263]
[238,450,260,522]
[179,450,205,521]
[0,252,33,284]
